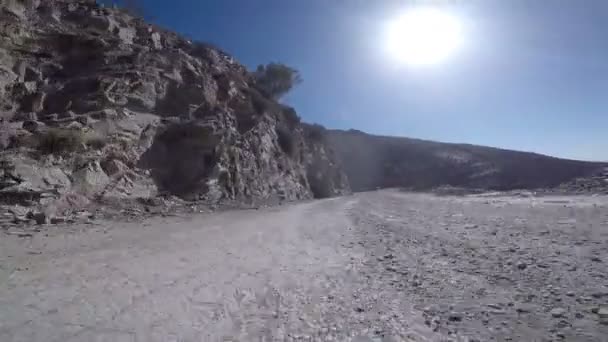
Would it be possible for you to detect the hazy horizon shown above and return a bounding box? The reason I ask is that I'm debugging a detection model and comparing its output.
[103,0,608,162]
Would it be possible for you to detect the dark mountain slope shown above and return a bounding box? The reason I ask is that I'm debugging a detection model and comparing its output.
[327,129,605,192]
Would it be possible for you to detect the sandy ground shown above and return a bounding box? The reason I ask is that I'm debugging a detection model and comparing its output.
[1,190,607,341]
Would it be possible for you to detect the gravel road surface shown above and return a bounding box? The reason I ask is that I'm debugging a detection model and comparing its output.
[1,190,607,341]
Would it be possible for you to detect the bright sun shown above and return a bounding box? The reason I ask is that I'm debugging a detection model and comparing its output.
[385,7,464,66]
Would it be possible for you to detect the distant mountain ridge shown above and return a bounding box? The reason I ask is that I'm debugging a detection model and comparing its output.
[326,129,606,192]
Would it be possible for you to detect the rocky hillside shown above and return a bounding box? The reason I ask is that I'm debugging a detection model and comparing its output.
[0,0,349,222]
[327,129,606,192]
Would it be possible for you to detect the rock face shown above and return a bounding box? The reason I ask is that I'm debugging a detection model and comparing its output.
[327,129,606,192]
[0,0,349,216]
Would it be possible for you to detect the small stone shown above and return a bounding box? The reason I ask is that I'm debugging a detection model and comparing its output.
[76,115,91,126]
[26,211,49,225]
[590,256,602,263]
[50,217,65,224]
[354,307,364,313]
[489,309,506,315]
[65,121,83,130]
[448,312,463,322]
[59,110,76,119]
[6,231,33,237]
[598,306,608,319]
[566,291,575,297]
[515,303,534,313]
[517,262,527,270]
[22,120,45,133]
[550,308,567,318]
[577,296,592,303]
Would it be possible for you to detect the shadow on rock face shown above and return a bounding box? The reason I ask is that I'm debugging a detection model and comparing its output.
[138,122,219,198]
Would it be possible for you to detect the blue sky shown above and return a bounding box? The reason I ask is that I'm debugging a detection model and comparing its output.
[103,0,608,161]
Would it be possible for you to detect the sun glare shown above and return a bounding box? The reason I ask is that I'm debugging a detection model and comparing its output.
[385,7,464,66]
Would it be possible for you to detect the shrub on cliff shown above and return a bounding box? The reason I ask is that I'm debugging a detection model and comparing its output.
[276,125,296,157]
[281,106,301,129]
[253,63,302,100]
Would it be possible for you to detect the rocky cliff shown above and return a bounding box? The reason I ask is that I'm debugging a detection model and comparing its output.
[0,0,349,222]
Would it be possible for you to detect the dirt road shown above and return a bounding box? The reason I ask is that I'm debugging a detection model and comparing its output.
[1,190,607,341]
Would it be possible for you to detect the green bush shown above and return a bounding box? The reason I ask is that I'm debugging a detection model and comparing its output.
[253,63,301,100]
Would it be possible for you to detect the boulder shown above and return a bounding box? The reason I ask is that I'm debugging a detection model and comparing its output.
[22,120,45,132]
[2,0,26,19]
[101,158,128,176]
[151,32,162,49]
[72,161,110,196]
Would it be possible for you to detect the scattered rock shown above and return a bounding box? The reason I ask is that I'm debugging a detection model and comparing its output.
[597,306,608,319]
[22,120,45,133]
[550,308,567,318]
[50,216,65,224]
[71,161,110,196]
[515,303,534,313]
[5,231,33,237]
[489,309,507,315]
[28,211,49,225]
[448,312,464,322]
[101,158,128,176]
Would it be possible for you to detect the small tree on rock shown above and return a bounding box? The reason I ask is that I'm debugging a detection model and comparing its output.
[253,63,302,100]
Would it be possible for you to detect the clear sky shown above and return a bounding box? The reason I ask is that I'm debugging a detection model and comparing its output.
[103,0,608,161]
